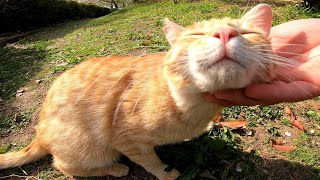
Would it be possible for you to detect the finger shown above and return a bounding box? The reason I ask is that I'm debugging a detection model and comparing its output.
[204,90,266,106]
[245,81,320,104]
[214,90,268,106]
[203,92,234,107]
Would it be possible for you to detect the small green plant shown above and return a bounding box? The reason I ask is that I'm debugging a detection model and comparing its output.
[266,125,280,137]
[0,111,33,136]
[281,118,292,127]
[0,144,12,154]
[157,126,256,179]
[307,110,316,117]
[248,121,257,127]
[306,110,320,121]
[299,0,320,12]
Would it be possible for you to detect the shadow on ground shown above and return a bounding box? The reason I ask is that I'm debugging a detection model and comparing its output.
[0,136,319,180]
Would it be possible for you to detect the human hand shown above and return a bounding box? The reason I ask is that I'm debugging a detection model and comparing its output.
[204,19,320,106]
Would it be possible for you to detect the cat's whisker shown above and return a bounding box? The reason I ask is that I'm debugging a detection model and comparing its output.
[113,81,133,125]
[253,43,305,47]
[249,49,299,67]
[260,54,299,67]
[275,72,314,97]
[250,55,274,81]
[107,71,131,93]
[258,49,304,56]
[169,63,189,74]
[131,94,142,114]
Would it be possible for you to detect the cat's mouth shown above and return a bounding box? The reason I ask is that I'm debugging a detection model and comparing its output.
[208,57,244,69]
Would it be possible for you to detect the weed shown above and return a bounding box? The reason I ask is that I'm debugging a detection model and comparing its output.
[266,125,280,137]
[248,121,257,127]
[223,105,282,123]
[281,117,292,127]
[0,111,33,136]
[157,126,255,179]
[307,110,316,117]
[0,144,12,154]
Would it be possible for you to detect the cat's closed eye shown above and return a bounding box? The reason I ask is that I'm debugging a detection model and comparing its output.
[239,29,261,35]
[187,31,206,36]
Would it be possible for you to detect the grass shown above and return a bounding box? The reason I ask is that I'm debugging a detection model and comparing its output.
[0,110,33,136]
[0,0,320,179]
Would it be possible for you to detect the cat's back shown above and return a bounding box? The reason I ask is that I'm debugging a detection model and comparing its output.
[39,54,165,125]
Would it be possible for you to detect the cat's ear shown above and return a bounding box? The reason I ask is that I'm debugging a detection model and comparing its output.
[163,18,185,46]
[241,4,272,36]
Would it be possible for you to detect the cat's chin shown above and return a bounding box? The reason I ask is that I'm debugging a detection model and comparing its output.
[192,68,252,92]
[207,57,245,70]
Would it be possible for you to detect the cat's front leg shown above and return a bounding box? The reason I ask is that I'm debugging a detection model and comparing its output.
[119,145,180,180]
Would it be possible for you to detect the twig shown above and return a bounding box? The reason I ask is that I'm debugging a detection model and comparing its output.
[0,174,41,180]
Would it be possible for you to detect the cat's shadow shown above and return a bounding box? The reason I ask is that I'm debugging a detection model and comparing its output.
[1,135,319,180]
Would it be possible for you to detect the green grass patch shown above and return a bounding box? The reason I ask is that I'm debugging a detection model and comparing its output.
[1,1,320,179]
[281,117,292,127]
[223,105,282,125]
[290,133,320,170]
[0,110,33,135]
[157,126,257,179]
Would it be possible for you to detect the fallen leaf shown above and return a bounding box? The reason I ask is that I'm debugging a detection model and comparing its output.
[238,111,246,119]
[272,144,296,152]
[284,106,296,122]
[284,106,292,115]
[218,120,248,129]
[291,120,305,131]
[271,138,283,145]
[212,113,223,123]
[284,106,305,131]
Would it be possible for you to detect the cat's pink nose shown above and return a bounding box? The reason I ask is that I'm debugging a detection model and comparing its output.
[213,27,238,44]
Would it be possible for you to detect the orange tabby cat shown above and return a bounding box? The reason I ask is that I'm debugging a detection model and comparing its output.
[0,4,275,180]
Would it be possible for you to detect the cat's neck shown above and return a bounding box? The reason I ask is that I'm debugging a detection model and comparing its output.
[165,73,222,124]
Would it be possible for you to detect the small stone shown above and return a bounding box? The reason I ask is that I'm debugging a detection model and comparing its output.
[246,130,253,136]
[0,97,2,102]
[16,88,26,93]
[310,129,315,134]
[35,79,42,84]
[16,92,24,97]
[285,132,292,137]
[235,162,245,172]
[235,166,242,172]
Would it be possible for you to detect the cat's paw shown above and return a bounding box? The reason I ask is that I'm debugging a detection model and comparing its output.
[163,169,181,180]
[108,163,129,177]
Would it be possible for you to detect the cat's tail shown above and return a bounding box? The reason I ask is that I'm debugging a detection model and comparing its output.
[0,139,47,169]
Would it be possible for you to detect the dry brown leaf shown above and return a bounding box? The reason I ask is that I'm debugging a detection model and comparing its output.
[284,106,296,122]
[284,106,292,116]
[292,120,305,131]
[219,120,248,129]
[284,106,305,131]
[238,111,246,119]
[272,144,296,152]
[212,113,223,123]
[271,138,283,145]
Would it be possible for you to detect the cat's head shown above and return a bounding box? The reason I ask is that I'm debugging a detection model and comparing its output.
[163,4,275,92]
